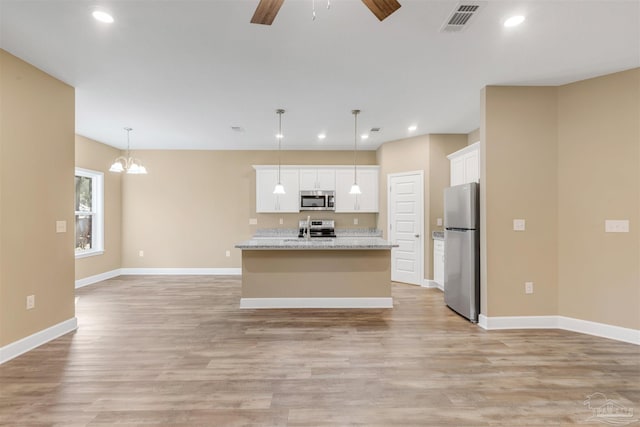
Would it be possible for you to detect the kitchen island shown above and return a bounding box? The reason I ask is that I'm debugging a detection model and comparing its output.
[234,237,396,309]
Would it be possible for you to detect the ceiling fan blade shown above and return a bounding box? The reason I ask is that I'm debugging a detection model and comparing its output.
[361,0,401,21]
[251,0,285,25]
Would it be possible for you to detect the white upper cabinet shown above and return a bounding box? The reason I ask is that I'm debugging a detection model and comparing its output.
[255,167,300,213]
[299,168,336,191]
[448,142,480,186]
[335,167,379,213]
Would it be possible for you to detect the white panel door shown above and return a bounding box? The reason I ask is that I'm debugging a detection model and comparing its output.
[388,171,423,285]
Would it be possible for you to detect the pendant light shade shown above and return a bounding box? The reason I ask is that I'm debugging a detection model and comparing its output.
[349,109,361,195]
[109,127,147,174]
[273,109,285,194]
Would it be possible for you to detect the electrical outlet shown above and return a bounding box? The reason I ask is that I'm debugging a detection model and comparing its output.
[26,295,35,310]
[525,282,534,294]
[279,218,283,225]
[353,218,359,225]
[225,250,231,257]
[56,220,66,233]
[605,219,629,233]
[513,219,526,231]
[437,218,443,227]
[249,218,258,225]
[139,250,144,257]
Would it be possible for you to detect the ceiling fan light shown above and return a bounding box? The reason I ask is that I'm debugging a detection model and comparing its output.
[273,183,286,194]
[349,183,361,195]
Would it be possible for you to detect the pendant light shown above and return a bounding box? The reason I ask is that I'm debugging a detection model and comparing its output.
[109,127,148,174]
[349,109,362,195]
[273,109,286,194]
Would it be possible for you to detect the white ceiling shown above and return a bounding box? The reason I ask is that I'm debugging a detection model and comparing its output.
[1,0,638,150]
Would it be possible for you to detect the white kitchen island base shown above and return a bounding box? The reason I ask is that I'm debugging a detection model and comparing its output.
[238,248,393,309]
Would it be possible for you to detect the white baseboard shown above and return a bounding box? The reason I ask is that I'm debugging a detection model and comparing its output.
[557,316,640,345]
[75,269,121,288]
[423,280,444,291]
[240,297,393,309]
[120,268,242,275]
[478,314,639,345]
[0,317,78,365]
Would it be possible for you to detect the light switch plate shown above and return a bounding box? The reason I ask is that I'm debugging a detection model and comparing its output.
[513,219,526,231]
[525,282,533,294]
[56,220,66,233]
[605,219,629,233]
[437,218,443,226]
[353,218,359,225]
[249,218,258,225]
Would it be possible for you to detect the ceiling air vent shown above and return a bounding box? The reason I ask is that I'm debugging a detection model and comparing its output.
[231,126,244,132]
[441,3,482,32]
[370,127,382,132]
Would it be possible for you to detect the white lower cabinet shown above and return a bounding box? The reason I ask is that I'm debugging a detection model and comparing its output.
[433,239,445,288]
[256,168,299,213]
[335,167,379,213]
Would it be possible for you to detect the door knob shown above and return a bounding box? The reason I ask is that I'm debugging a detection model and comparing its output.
[415,234,420,238]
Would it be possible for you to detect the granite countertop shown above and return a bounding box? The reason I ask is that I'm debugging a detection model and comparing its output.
[432,231,445,240]
[235,237,397,250]
[253,228,383,238]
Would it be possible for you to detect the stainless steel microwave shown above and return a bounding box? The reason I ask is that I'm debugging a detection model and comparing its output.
[300,190,335,211]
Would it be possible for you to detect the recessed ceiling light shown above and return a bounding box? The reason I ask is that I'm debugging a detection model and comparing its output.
[408,125,417,132]
[360,134,369,140]
[92,10,114,23]
[317,133,326,140]
[276,133,283,139]
[504,15,525,27]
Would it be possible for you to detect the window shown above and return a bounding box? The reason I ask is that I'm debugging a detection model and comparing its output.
[75,168,104,258]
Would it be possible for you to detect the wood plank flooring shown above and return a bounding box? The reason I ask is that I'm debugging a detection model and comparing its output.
[1,275,638,426]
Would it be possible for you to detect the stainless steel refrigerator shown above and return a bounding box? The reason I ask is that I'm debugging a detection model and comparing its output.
[444,182,480,322]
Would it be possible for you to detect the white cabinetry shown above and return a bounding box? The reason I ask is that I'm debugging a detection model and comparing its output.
[335,167,379,213]
[299,168,336,191]
[255,167,299,213]
[433,239,445,289]
[448,142,480,186]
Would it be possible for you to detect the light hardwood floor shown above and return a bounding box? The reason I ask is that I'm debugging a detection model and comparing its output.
[1,275,638,426]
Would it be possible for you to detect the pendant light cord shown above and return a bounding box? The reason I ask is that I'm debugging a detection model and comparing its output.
[276,109,284,183]
[352,110,359,184]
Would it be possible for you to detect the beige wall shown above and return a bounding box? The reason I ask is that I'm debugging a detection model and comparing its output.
[427,134,468,279]
[481,68,639,330]
[0,50,75,346]
[121,150,377,268]
[376,135,430,279]
[75,135,122,280]
[557,69,640,329]
[482,86,559,317]
[467,128,480,145]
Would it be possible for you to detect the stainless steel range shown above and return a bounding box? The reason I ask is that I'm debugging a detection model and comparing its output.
[298,219,336,238]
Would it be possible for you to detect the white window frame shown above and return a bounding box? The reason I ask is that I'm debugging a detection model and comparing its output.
[75,167,104,258]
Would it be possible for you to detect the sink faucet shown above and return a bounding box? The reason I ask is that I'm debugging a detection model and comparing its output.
[304,215,311,240]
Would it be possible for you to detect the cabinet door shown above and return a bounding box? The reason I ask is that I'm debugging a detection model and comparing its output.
[355,168,379,212]
[433,240,445,286]
[299,169,318,191]
[277,169,300,212]
[316,168,336,191]
[335,168,378,213]
[256,168,299,213]
[335,169,357,212]
[464,149,479,183]
[450,156,465,186]
[256,169,279,212]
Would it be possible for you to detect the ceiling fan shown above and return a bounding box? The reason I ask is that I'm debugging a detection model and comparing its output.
[250,0,401,25]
